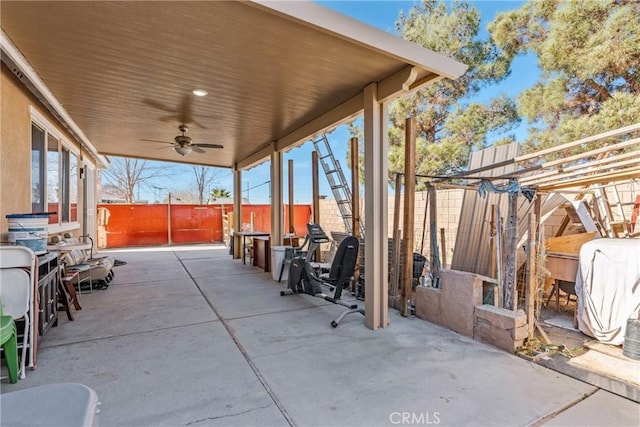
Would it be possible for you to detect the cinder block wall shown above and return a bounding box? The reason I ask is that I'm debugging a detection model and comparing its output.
[414,269,528,353]
[318,189,464,267]
[415,269,485,337]
[318,198,349,235]
[474,305,527,352]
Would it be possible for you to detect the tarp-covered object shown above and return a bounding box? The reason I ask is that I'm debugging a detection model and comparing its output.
[575,239,640,345]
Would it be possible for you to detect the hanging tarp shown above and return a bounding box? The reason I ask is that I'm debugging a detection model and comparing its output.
[575,238,640,345]
[477,178,536,202]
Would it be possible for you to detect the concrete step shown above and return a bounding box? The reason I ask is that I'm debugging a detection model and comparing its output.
[536,346,640,403]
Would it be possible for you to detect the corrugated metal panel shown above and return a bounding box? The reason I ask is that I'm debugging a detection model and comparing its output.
[451,144,521,276]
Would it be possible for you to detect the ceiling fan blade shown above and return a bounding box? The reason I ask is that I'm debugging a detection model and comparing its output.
[157,114,179,123]
[192,146,206,154]
[194,143,224,149]
[142,99,177,113]
[141,138,173,145]
[191,120,208,129]
[178,95,194,125]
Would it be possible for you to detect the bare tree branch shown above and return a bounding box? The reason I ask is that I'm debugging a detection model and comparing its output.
[102,157,176,203]
[191,166,224,204]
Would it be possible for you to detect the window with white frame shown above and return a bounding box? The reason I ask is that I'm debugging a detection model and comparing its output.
[31,112,80,227]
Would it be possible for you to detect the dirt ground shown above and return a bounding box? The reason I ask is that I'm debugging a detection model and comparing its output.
[539,295,590,351]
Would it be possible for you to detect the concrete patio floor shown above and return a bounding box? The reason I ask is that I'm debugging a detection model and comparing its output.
[2,244,639,426]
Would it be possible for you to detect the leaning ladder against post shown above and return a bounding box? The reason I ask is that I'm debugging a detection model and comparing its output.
[312,134,365,236]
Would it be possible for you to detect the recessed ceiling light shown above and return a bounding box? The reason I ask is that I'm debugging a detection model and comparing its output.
[192,89,208,97]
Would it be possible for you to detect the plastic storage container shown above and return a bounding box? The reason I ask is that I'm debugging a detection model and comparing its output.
[0,383,99,426]
[270,246,289,281]
[6,213,49,255]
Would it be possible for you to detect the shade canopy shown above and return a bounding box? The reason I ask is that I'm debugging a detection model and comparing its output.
[1,0,466,168]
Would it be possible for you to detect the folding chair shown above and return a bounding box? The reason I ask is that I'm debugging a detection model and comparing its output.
[0,246,36,377]
[0,268,32,380]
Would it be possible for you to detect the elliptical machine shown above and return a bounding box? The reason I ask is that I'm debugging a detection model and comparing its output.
[280,223,364,327]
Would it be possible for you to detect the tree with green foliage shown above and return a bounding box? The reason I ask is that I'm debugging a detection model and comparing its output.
[350,0,519,185]
[210,187,231,201]
[489,0,640,151]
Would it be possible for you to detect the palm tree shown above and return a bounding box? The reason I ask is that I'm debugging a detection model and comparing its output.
[210,187,231,201]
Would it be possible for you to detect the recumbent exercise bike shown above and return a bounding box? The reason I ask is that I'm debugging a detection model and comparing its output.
[280,223,364,327]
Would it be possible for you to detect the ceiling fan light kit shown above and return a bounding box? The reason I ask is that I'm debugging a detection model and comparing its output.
[141,123,223,157]
[175,146,193,156]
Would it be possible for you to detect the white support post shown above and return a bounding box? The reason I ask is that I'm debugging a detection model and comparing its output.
[270,148,284,246]
[363,83,389,330]
[233,166,242,259]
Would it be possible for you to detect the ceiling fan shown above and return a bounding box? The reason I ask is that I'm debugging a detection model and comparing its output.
[142,124,223,156]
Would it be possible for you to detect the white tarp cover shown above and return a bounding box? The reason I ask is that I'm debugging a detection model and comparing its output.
[575,238,640,345]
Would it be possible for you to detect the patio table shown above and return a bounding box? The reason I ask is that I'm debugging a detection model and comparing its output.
[235,231,270,264]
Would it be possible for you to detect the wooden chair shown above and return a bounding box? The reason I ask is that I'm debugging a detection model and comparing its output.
[58,266,82,321]
[546,279,577,312]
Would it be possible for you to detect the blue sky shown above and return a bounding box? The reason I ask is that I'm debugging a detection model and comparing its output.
[134,1,535,204]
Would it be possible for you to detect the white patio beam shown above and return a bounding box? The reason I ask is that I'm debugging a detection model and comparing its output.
[274,94,364,153]
[236,93,363,170]
[237,65,435,171]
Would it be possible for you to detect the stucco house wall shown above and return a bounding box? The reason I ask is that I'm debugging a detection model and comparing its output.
[1,64,34,234]
[1,63,98,239]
